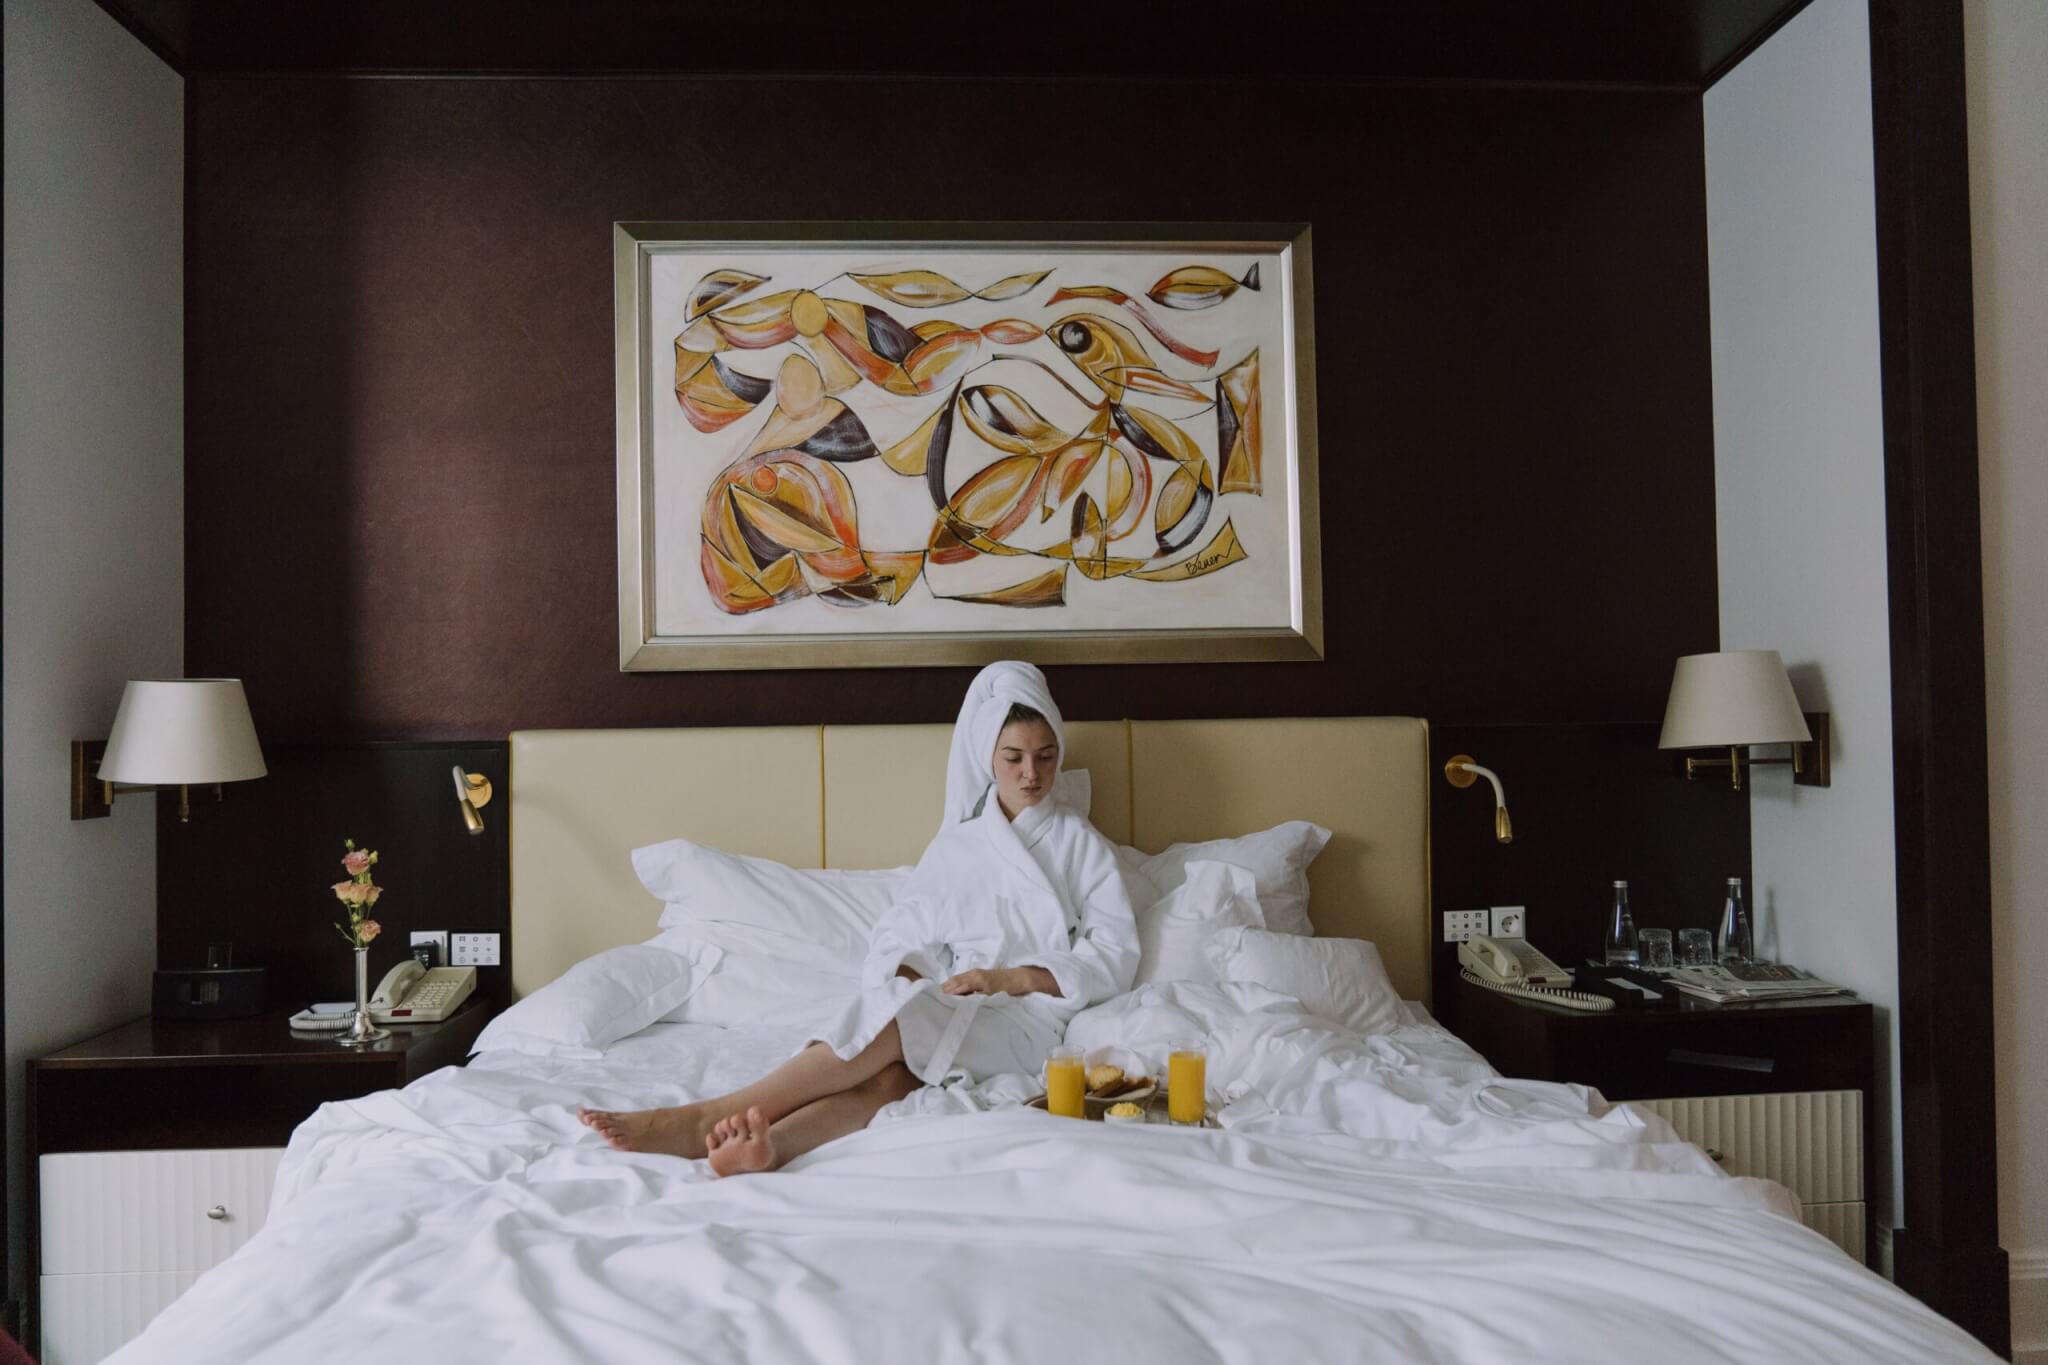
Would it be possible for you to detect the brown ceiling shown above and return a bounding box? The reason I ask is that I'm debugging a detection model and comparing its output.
[93,0,1809,89]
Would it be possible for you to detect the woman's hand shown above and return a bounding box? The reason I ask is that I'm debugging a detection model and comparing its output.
[941,966,1061,998]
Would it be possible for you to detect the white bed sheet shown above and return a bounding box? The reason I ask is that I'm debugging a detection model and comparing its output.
[106,992,1994,1365]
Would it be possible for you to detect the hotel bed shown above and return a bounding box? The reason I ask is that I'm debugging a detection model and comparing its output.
[105,718,1992,1364]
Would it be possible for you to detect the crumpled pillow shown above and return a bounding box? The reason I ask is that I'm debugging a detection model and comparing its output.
[1205,925,1403,1036]
[471,942,722,1059]
[1132,859,1265,987]
[632,837,911,963]
[1118,820,1331,937]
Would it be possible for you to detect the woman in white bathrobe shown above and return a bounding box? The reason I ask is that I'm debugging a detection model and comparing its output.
[580,662,1139,1176]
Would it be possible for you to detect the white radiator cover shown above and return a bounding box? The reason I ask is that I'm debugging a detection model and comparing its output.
[39,1271,201,1365]
[1632,1090,1865,1260]
[1799,1201,1868,1259]
[39,1148,284,1364]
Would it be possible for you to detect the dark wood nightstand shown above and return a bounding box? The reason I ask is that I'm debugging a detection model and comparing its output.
[25,1002,491,1359]
[1451,975,1876,1101]
[1452,976,1876,1262]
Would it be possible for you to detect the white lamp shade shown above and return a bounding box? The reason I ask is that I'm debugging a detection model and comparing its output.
[99,679,268,784]
[1658,650,1813,749]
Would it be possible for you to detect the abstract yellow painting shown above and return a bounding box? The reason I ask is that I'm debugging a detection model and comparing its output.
[615,223,1319,670]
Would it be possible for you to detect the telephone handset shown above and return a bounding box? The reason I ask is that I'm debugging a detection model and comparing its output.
[1459,936,1613,1013]
[368,961,477,1024]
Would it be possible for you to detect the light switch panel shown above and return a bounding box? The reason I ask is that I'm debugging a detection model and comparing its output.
[1443,910,1491,942]
[450,932,500,967]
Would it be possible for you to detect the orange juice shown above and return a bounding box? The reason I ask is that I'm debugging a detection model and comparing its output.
[1046,1050,1086,1118]
[1168,1047,1207,1124]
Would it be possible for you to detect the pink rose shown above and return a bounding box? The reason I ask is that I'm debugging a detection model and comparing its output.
[357,919,382,943]
[364,884,383,906]
[333,880,367,907]
[341,849,373,877]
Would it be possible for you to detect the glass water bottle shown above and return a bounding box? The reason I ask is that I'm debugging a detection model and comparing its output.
[1604,880,1639,966]
[1717,876,1753,964]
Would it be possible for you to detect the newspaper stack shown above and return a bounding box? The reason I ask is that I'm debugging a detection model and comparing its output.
[1665,961,1852,1004]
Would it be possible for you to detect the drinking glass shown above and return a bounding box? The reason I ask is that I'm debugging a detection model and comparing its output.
[1167,1037,1208,1125]
[1045,1045,1086,1118]
[1638,927,1674,971]
[1677,928,1715,968]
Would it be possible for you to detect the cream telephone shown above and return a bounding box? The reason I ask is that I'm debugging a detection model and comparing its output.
[367,961,477,1023]
[1459,936,1613,1012]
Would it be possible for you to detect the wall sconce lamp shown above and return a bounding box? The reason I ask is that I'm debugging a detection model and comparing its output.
[1658,649,1831,791]
[70,679,268,822]
[1444,755,1513,844]
[452,765,493,835]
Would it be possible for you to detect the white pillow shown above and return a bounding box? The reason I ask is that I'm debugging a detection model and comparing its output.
[1132,859,1264,987]
[1120,820,1331,937]
[472,942,721,1059]
[631,838,911,961]
[655,918,853,976]
[631,773,1091,954]
[652,934,864,1034]
[1205,926,1403,1036]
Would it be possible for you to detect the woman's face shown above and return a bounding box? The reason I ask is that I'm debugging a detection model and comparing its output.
[991,719,1059,817]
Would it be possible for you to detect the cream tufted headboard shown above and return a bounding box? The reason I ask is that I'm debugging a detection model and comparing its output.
[509,717,1432,1002]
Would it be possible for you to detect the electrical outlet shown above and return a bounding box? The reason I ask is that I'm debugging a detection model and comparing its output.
[450,932,500,967]
[1489,906,1527,939]
[1443,909,1491,942]
[410,930,449,966]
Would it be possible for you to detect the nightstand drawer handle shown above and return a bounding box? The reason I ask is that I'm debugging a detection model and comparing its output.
[205,1204,228,1221]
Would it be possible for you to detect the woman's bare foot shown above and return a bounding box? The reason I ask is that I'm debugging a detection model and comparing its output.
[706,1106,780,1177]
[577,1103,724,1158]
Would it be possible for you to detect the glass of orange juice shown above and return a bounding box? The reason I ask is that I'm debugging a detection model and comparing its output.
[1167,1037,1207,1125]
[1045,1045,1086,1118]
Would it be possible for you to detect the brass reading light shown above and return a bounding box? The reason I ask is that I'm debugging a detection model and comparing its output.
[452,765,493,835]
[1444,755,1513,844]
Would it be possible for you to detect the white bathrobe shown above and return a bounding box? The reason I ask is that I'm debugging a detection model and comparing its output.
[811,663,1140,1084]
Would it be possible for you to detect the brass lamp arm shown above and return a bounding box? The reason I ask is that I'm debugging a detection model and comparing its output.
[1444,755,1514,844]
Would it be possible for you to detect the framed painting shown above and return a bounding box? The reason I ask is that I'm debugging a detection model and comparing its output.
[615,221,1320,671]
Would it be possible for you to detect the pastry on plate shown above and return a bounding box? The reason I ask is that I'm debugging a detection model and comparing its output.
[1086,1064,1125,1095]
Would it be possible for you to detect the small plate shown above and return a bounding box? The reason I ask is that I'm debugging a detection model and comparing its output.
[1085,1080,1157,1112]
[1026,1087,1157,1118]
[1081,1045,1156,1109]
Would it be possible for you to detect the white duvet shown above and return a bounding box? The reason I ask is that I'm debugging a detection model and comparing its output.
[107,988,1993,1364]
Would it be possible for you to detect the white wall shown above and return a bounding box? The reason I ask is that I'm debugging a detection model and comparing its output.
[2,0,184,1313]
[1703,0,1901,1238]
[1965,2,2048,1357]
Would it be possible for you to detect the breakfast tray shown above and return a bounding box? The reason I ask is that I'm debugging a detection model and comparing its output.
[1024,1089,1219,1128]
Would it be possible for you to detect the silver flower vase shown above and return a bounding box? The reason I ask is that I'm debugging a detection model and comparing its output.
[340,945,389,1046]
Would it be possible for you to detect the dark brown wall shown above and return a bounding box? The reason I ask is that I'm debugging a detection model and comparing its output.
[1428,722,1753,1029]
[186,77,1718,740]
[157,743,511,1006]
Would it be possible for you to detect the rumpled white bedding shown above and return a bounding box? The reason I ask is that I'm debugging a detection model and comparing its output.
[107,988,1994,1364]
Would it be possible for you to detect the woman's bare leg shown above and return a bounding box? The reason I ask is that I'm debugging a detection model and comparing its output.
[708,1062,922,1176]
[579,1021,905,1158]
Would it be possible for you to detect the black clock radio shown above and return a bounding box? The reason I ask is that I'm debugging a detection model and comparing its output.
[152,965,268,1020]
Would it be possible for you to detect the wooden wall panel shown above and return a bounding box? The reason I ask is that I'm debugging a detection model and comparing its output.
[183,77,1719,739]
[1428,722,1753,1027]
[155,743,510,1008]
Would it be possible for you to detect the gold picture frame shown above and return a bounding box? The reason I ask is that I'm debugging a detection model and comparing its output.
[615,221,1321,671]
